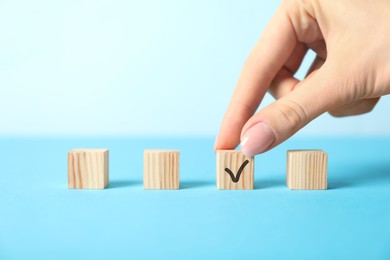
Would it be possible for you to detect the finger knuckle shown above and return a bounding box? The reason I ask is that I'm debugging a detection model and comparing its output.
[276,100,309,130]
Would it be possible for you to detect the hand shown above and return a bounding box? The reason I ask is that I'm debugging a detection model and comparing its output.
[214,0,390,156]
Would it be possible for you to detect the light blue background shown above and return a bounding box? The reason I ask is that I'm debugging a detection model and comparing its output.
[1,137,390,259]
[0,0,389,137]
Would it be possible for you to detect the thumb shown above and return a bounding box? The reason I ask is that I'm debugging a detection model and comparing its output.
[240,68,339,156]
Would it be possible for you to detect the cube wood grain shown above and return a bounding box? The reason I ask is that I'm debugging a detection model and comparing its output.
[68,149,109,189]
[287,150,328,190]
[144,150,180,190]
[216,150,254,190]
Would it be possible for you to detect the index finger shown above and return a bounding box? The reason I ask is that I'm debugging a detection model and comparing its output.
[214,3,298,150]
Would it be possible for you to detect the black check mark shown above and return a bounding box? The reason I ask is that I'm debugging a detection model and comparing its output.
[224,160,249,183]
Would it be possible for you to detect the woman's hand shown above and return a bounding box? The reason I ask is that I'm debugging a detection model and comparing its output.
[214,0,390,156]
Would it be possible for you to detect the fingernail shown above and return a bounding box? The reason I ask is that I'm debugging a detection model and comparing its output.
[240,122,275,156]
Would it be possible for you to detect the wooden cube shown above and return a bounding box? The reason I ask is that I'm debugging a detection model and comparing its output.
[216,150,254,190]
[144,150,180,190]
[68,149,109,189]
[286,150,328,190]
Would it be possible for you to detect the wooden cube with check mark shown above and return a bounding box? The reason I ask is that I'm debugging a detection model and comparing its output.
[216,150,254,190]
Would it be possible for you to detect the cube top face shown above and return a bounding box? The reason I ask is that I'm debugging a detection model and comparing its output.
[287,150,327,190]
[144,150,179,154]
[287,149,323,154]
[216,150,254,190]
[72,149,109,153]
[144,150,180,190]
[68,149,109,190]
